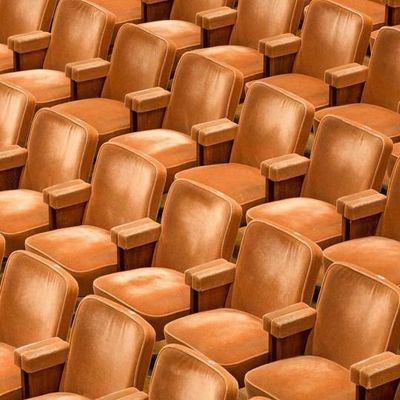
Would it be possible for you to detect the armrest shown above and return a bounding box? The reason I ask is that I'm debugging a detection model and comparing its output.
[141,0,173,22]
[0,145,28,172]
[196,7,237,30]
[66,58,110,83]
[259,33,302,58]
[99,388,148,400]
[43,179,92,209]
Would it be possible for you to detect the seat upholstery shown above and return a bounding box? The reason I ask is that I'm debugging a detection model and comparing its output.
[26,142,166,296]
[53,23,176,147]
[0,109,97,256]
[165,220,322,385]
[247,116,392,248]
[245,262,400,399]
[94,178,242,339]
[0,251,78,400]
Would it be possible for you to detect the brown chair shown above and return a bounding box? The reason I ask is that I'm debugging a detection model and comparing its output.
[25,142,166,296]
[164,219,322,386]
[246,115,392,249]
[0,0,115,111]
[245,262,400,400]
[93,178,242,340]
[176,81,314,225]
[15,295,155,399]
[314,26,400,143]
[0,108,97,257]
[251,0,372,110]
[0,250,78,400]
[126,344,239,400]
[52,23,176,149]
[0,0,59,74]
[111,51,243,190]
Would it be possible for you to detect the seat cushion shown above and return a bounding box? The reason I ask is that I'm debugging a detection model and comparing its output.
[247,197,342,249]
[53,98,131,147]
[29,394,91,400]
[176,163,265,224]
[0,189,48,257]
[164,308,269,386]
[324,236,400,285]
[0,44,13,74]
[93,267,191,340]
[315,103,400,142]
[0,342,20,400]
[245,355,355,400]
[25,225,117,297]
[0,69,70,108]
[92,0,142,25]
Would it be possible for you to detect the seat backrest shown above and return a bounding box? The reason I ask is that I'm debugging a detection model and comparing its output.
[306,263,400,369]
[153,179,241,273]
[162,52,243,134]
[19,108,97,192]
[0,82,35,147]
[230,82,314,167]
[149,344,239,400]
[228,220,321,317]
[170,0,234,23]
[293,0,372,80]
[43,0,115,71]
[301,116,392,205]
[0,0,58,44]
[230,0,304,48]
[0,251,78,348]
[362,27,400,111]
[60,295,155,395]
[83,143,166,230]
[102,24,176,102]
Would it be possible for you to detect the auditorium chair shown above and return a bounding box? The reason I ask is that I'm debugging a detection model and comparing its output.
[164,219,322,386]
[246,115,392,249]
[93,178,242,340]
[111,52,243,190]
[176,81,314,225]
[0,250,78,400]
[250,0,372,110]
[314,26,400,144]
[52,23,176,149]
[245,262,400,400]
[194,0,304,86]
[0,0,115,111]
[15,295,155,399]
[125,344,239,400]
[0,108,97,257]
[25,142,166,296]
[0,81,35,147]
[0,0,58,74]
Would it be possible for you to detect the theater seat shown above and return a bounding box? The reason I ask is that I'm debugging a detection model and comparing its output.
[247,116,392,249]
[164,220,322,386]
[0,251,78,400]
[93,178,241,340]
[245,263,400,400]
[15,296,155,398]
[0,108,97,256]
[25,142,166,296]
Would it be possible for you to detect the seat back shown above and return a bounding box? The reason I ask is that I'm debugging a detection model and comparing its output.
[153,179,241,273]
[84,143,166,230]
[60,295,155,395]
[43,0,115,71]
[19,108,97,192]
[228,220,321,317]
[230,0,304,48]
[362,27,400,111]
[149,344,239,400]
[162,52,243,134]
[0,0,58,43]
[306,263,400,368]
[102,24,176,102]
[230,82,314,167]
[170,0,234,23]
[293,0,372,80]
[0,82,35,147]
[301,116,392,205]
[0,251,78,347]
